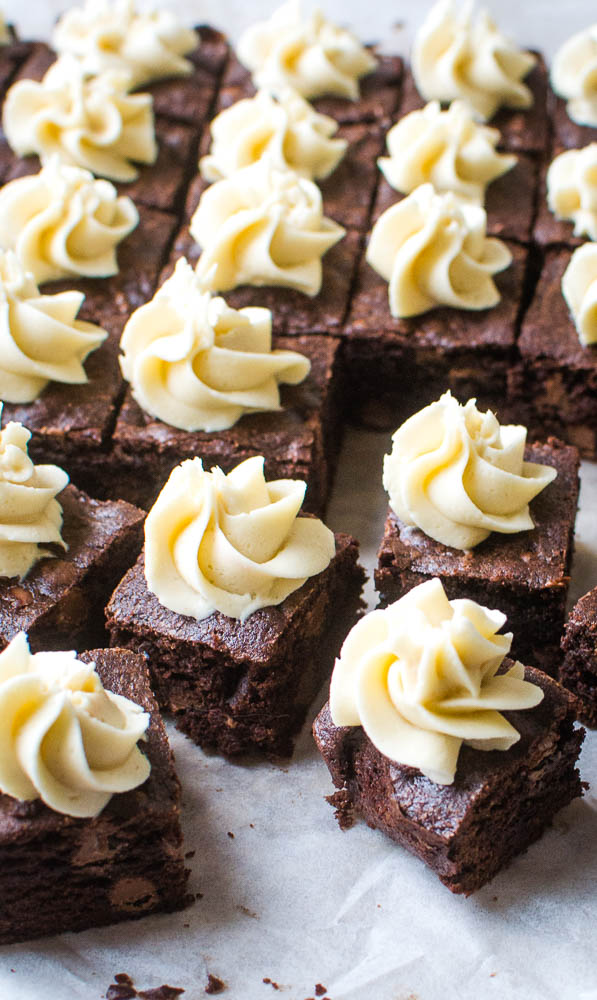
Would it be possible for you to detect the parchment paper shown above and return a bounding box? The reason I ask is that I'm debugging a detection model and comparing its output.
[1,3,596,998]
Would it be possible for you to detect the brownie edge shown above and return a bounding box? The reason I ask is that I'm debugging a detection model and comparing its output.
[560,586,597,727]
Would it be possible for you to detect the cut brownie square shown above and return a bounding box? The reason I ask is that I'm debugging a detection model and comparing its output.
[0,485,144,653]
[560,587,597,727]
[0,647,190,945]
[107,334,345,516]
[106,536,365,758]
[343,241,528,429]
[375,438,579,676]
[550,88,597,155]
[532,164,584,249]
[145,25,228,126]
[313,665,584,895]
[509,248,597,458]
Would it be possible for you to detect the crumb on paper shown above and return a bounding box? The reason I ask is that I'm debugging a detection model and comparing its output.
[205,973,226,994]
[227,831,235,839]
[185,850,196,859]
[105,975,184,1000]
[315,987,327,997]
[263,979,280,990]
[238,905,258,919]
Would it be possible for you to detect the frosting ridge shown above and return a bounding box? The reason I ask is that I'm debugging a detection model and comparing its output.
[562,243,597,346]
[552,25,597,127]
[547,144,597,242]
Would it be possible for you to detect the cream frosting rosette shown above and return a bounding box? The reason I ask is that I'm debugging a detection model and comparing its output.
[0,250,107,404]
[3,58,157,183]
[378,100,516,205]
[412,0,536,122]
[119,257,311,432]
[237,0,376,100]
[562,243,597,346]
[547,144,597,242]
[0,157,138,285]
[552,24,597,127]
[366,183,511,318]
[52,0,198,91]
[200,89,347,183]
[329,578,543,785]
[191,159,345,296]
[383,392,557,550]
[0,411,69,579]
[144,455,336,622]
[0,632,150,817]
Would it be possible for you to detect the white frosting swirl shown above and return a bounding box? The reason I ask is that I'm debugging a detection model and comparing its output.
[0,157,138,285]
[412,0,536,122]
[547,144,597,242]
[552,25,597,127]
[3,59,157,183]
[0,412,69,579]
[191,159,345,296]
[329,578,543,785]
[237,0,376,100]
[562,243,597,347]
[0,632,150,817]
[200,89,347,183]
[378,100,516,205]
[120,257,311,432]
[366,183,512,318]
[383,391,557,550]
[144,455,336,622]
[0,250,107,404]
[52,0,199,91]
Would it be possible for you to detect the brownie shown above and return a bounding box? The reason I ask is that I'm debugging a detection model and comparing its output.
[0,485,144,653]
[0,33,33,102]
[560,586,597,727]
[343,241,528,429]
[313,665,584,895]
[144,26,229,126]
[0,647,190,945]
[107,335,345,516]
[509,248,597,458]
[375,438,578,676]
[550,89,597,155]
[106,535,365,758]
[532,164,584,249]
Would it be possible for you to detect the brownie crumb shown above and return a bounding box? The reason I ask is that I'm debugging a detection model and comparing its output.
[315,987,327,997]
[185,850,196,859]
[227,832,234,839]
[262,979,280,990]
[138,987,185,999]
[326,789,354,830]
[107,986,136,1000]
[115,976,135,986]
[195,892,204,900]
[205,974,226,994]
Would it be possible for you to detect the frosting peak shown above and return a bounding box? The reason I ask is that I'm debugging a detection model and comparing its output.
[552,24,597,127]
[144,455,336,621]
[0,250,107,403]
[547,144,597,242]
[119,257,311,431]
[329,578,543,784]
[562,243,597,346]
[0,633,150,817]
[237,0,376,100]
[191,159,344,296]
[412,0,536,121]
[366,183,511,318]
[383,392,557,550]
[0,410,69,579]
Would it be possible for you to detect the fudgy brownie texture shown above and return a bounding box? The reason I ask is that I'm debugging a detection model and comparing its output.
[0,485,144,653]
[108,335,345,516]
[106,535,366,758]
[0,647,190,945]
[560,587,597,727]
[375,439,579,676]
[313,664,584,895]
[509,249,597,458]
[343,242,528,429]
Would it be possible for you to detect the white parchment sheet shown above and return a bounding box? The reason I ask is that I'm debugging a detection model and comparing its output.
[1,2,596,998]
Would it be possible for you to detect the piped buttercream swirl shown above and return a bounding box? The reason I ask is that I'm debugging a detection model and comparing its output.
[144,455,336,621]
[0,632,150,817]
[383,391,557,550]
[552,24,597,128]
[562,242,597,346]
[547,144,597,242]
[329,578,543,785]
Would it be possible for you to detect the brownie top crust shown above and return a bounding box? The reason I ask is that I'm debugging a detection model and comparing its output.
[566,586,597,630]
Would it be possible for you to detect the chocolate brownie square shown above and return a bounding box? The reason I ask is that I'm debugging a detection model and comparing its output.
[509,248,597,458]
[550,88,597,155]
[532,163,584,249]
[0,485,144,654]
[375,438,579,676]
[145,26,228,126]
[107,334,345,516]
[106,535,365,758]
[0,647,190,945]
[343,241,528,429]
[313,665,584,895]
[560,586,597,727]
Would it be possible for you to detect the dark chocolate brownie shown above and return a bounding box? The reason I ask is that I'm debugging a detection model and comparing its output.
[532,162,584,249]
[560,586,597,727]
[509,248,597,458]
[144,26,229,127]
[343,241,528,429]
[0,647,190,945]
[107,335,345,516]
[313,664,584,895]
[0,485,144,653]
[375,438,579,676]
[0,32,32,101]
[550,88,597,155]
[106,535,365,758]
